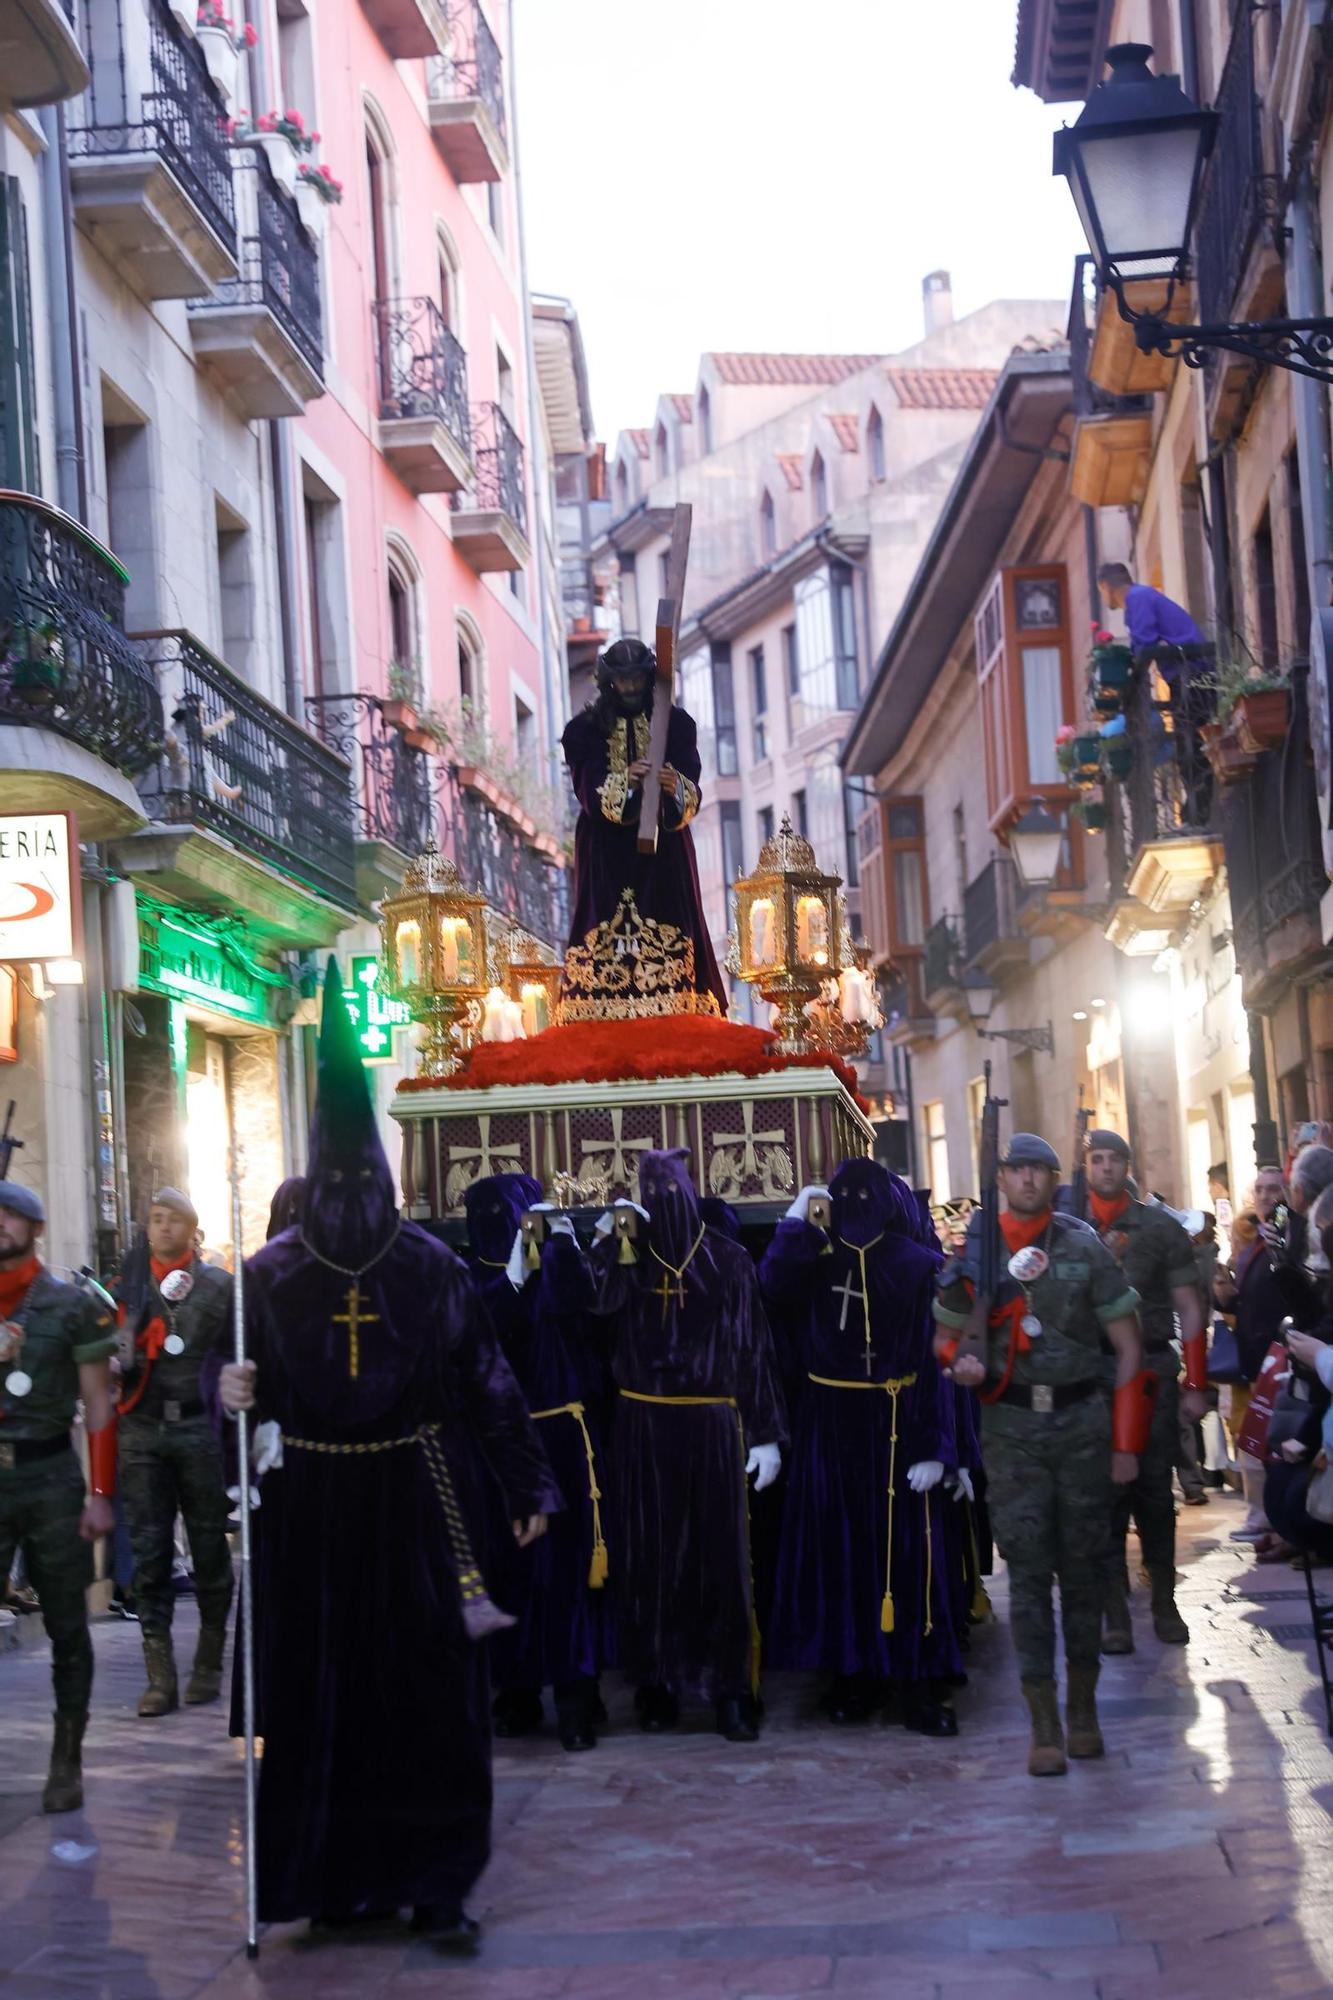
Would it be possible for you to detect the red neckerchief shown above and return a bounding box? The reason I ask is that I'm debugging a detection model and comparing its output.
[0,1254,41,1322]
[999,1209,1052,1254]
[117,1252,194,1415]
[1089,1190,1131,1232]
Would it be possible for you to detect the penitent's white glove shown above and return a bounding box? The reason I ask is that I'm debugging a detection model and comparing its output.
[251,1420,283,1476]
[907,1460,944,1494]
[950,1466,975,1504]
[785,1185,831,1224]
[504,1226,527,1291]
[746,1443,781,1491]
[594,1199,650,1240]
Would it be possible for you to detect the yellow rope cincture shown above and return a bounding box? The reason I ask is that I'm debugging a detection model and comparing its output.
[807,1371,918,1633]
[618,1389,761,1697]
[531,1400,609,1588]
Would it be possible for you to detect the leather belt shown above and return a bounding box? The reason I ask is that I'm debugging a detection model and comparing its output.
[126,1398,206,1425]
[996,1379,1100,1415]
[0,1434,72,1470]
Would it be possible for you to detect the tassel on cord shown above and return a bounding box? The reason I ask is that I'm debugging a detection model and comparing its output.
[588,1540,609,1590]
[524,1234,542,1273]
[618,1229,637,1266]
[880,1591,895,1634]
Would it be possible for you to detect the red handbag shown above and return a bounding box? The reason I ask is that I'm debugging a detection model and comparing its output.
[1235,1341,1290,1461]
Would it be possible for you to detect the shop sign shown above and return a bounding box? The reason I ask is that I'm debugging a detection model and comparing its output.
[344,954,410,1065]
[138,904,273,1025]
[0,811,79,963]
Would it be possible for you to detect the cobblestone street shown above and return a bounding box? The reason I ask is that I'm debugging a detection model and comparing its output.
[2,1493,1332,1999]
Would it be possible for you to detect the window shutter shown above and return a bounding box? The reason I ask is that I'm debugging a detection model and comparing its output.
[0,179,38,492]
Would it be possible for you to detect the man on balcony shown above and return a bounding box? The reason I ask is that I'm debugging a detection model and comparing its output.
[1097,561,1214,823]
[561,640,727,1015]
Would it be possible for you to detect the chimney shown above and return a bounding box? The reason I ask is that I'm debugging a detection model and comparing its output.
[923,269,953,336]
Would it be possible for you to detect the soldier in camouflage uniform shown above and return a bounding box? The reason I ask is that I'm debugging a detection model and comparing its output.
[0,1181,118,1812]
[117,1189,233,1716]
[1080,1131,1208,1650]
[934,1134,1148,1777]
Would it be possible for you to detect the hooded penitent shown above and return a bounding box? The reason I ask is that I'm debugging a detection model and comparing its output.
[761,1155,961,1686]
[462,1171,543,1272]
[639,1148,702,1268]
[301,958,399,1268]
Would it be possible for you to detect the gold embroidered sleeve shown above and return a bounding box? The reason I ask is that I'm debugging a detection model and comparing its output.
[598,771,630,822]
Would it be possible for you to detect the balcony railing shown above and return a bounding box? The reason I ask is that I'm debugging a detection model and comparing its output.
[305,691,434,855]
[963,855,1021,962]
[1119,661,1216,855]
[70,0,237,260]
[459,400,527,533]
[193,154,323,379]
[1222,662,1326,992]
[1192,4,1279,329]
[135,631,356,908]
[444,762,567,949]
[431,2,507,143]
[923,915,961,1002]
[373,296,471,450]
[0,491,164,774]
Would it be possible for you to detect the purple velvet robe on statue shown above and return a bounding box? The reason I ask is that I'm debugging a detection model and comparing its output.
[594,1151,787,1701]
[463,1173,608,1693]
[761,1159,962,1685]
[235,963,560,1925]
[561,702,726,1011]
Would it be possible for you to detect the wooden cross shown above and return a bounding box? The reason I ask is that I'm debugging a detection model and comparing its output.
[638,503,693,856]
[651,1266,686,1327]
[333,1282,379,1380]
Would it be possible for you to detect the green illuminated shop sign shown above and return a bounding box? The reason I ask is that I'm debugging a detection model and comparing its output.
[343,953,410,1065]
[137,901,278,1026]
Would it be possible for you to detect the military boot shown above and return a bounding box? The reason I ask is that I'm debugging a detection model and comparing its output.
[1020,1679,1067,1777]
[42,1711,86,1813]
[1102,1582,1134,1655]
[185,1624,226,1705]
[138,1636,179,1717]
[1066,1665,1105,1759]
[1149,1569,1190,1645]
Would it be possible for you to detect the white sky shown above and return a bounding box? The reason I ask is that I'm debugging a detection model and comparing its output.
[513,0,1086,443]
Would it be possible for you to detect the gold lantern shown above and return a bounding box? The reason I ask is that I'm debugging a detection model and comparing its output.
[497,923,563,1039]
[380,838,489,1077]
[730,814,845,1053]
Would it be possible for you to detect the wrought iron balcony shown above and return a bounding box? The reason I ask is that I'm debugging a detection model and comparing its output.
[135,630,357,910]
[1193,6,1281,335]
[452,401,529,573]
[962,855,1028,976]
[70,0,238,297]
[442,762,568,951]
[1105,662,1223,947]
[189,153,323,416]
[923,915,961,1009]
[304,692,434,857]
[373,296,472,494]
[1,0,89,109]
[0,491,164,831]
[427,2,509,182]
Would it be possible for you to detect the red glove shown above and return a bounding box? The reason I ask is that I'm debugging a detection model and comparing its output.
[1113,1369,1158,1455]
[88,1419,118,1499]
[1182,1331,1207,1393]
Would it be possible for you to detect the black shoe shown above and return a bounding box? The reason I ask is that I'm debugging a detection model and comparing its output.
[108,1595,140,1623]
[410,1906,481,1955]
[555,1681,599,1752]
[715,1695,760,1743]
[634,1685,679,1732]
[902,1694,960,1737]
[1181,1490,1209,1507]
[492,1690,543,1738]
[823,1675,874,1724]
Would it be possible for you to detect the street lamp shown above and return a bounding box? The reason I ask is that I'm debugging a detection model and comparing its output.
[960,967,997,1026]
[1007,803,1066,891]
[1054,43,1333,385]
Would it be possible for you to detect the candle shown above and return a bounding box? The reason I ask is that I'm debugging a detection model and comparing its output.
[750,896,776,967]
[839,966,874,1024]
[520,981,550,1037]
[396,918,420,986]
[797,895,828,965]
[481,986,525,1042]
[439,916,474,985]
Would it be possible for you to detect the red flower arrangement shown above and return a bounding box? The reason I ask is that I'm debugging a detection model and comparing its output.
[196,3,257,47]
[297,161,344,203]
[395,1015,867,1109]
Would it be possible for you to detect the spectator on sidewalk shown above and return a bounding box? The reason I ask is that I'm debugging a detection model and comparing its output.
[1265,1188,1333,1565]
[1214,1165,1302,1543]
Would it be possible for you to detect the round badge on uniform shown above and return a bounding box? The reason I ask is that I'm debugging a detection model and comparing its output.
[1021,1313,1044,1340]
[163,1332,186,1356]
[1008,1246,1049,1284]
[5,1369,33,1398]
[159,1269,194,1306]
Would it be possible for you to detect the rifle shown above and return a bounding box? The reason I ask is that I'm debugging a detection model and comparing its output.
[955,1060,1007,1368]
[1068,1086,1091,1222]
[0,1100,23,1180]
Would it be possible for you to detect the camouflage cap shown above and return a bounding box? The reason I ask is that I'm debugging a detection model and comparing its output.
[1000,1133,1061,1171]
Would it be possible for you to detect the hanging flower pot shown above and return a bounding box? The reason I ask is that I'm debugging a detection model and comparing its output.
[1094,645,1133,690]
[1103,740,1134,779]
[1232,686,1291,756]
[197,26,239,103]
[257,131,299,193]
[294,178,326,238]
[1072,733,1102,774]
[382,699,419,732]
[1201,719,1257,787]
[1081,802,1107,831]
[1093,684,1124,716]
[401,727,434,752]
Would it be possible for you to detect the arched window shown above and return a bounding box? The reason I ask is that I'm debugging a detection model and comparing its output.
[386,534,422,699]
[760,488,776,558]
[811,450,827,522]
[436,220,461,330]
[364,98,398,303]
[698,384,712,456]
[867,404,885,482]
[456,610,485,725]
[654,421,670,479]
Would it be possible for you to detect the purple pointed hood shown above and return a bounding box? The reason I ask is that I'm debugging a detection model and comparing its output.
[462,1171,543,1267]
[638,1147,701,1265]
[302,958,399,1265]
[830,1156,919,1248]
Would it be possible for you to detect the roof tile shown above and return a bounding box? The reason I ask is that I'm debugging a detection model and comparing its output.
[827,412,860,452]
[775,452,804,491]
[885,367,999,411]
[708,352,883,386]
[625,428,651,458]
[668,394,694,421]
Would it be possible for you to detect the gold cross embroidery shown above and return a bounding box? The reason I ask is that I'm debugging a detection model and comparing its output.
[333,1283,379,1379]
[651,1266,686,1326]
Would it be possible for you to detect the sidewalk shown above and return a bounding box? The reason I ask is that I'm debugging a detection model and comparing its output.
[2,1491,1332,1999]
